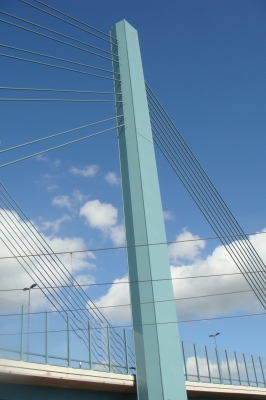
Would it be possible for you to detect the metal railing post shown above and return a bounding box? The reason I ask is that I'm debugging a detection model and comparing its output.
[20,305,24,361]
[251,355,258,386]
[67,316,70,367]
[107,326,111,372]
[182,342,188,381]
[88,321,92,370]
[205,346,212,383]
[124,328,129,375]
[193,344,200,382]
[243,353,250,386]
[235,352,241,385]
[259,357,266,387]
[45,311,48,364]
[215,347,222,384]
[225,350,232,385]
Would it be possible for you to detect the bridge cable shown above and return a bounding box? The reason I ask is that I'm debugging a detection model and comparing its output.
[0,53,120,81]
[0,87,121,94]
[0,10,116,58]
[0,182,134,363]
[0,311,265,336]
[34,0,118,44]
[146,84,266,277]
[0,232,265,261]
[145,85,266,309]
[0,117,118,155]
[0,125,125,170]
[149,112,266,295]
[151,123,266,309]
[0,43,120,75]
[0,18,115,62]
[20,0,118,46]
[146,85,266,278]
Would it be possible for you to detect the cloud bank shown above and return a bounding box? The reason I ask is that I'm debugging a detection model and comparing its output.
[91,229,265,324]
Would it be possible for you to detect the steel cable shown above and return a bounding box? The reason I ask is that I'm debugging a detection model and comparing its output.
[0,10,116,58]
[148,101,266,291]
[146,84,266,275]
[151,127,266,309]
[0,43,119,75]
[0,18,114,62]
[34,0,118,44]
[145,89,266,308]
[0,183,134,362]
[20,0,118,46]
[147,91,266,288]
[0,53,119,81]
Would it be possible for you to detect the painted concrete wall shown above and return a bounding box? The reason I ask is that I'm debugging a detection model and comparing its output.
[0,383,137,400]
[1,382,259,400]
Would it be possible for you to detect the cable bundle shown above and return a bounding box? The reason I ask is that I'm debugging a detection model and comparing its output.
[146,83,266,310]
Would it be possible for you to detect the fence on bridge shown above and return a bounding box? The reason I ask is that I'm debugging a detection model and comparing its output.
[0,300,265,388]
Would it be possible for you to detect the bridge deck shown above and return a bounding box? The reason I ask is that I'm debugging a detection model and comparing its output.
[0,358,266,399]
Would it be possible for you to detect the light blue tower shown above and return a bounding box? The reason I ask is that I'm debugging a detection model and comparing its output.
[111,21,187,400]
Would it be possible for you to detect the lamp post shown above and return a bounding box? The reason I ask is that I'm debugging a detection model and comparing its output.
[23,284,37,361]
[209,332,220,348]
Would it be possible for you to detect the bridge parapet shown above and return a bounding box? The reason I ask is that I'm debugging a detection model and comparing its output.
[0,304,265,390]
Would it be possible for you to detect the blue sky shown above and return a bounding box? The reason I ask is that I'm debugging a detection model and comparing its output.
[0,0,265,360]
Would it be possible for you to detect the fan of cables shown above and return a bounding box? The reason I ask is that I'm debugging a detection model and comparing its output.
[146,82,266,310]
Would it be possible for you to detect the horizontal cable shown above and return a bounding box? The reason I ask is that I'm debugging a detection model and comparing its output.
[20,0,118,46]
[0,87,120,94]
[0,231,264,260]
[0,98,121,102]
[34,0,118,44]
[0,43,119,75]
[0,53,120,81]
[0,271,265,291]
[0,117,118,155]
[0,312,265,334]
[0,124,124,169]
[0,287,264,307]
[0,18,114,61]
[0,10,115,58]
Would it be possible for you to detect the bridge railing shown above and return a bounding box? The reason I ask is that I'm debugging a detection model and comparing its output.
[0,302,265,388]
[0,301,135,374]
[182,341,266,388]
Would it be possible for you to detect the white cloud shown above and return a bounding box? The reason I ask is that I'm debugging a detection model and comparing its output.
[91,229,266,324]
[52,195,72,210]
[110,224,125,246]
[70,165,99,177]
[185,355,247,379]
[168,228,205,263]
[53,159,61,168]
[80,200,117,230]
[47,185,57,191]
[105,172,120,186]
[163,210,174,221]
[40,214,71,233]
[0,210,95,312]
[36,154,48,162]
[52,190,89,212]
[91,276,130,324]
[80,199,125,246]
[72,189,89,203]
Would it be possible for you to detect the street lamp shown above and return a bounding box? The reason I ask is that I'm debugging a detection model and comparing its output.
[23,284,37,361]
[209,332,220,348]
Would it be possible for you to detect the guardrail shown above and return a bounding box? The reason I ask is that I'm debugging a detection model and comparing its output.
[0,305,265,387]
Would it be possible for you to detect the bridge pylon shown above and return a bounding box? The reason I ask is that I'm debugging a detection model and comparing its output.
[111,20,187,400]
